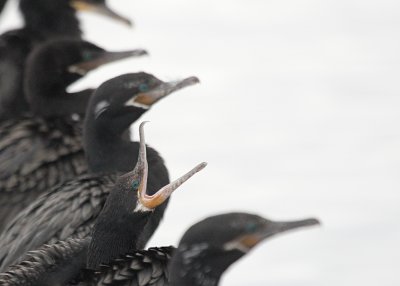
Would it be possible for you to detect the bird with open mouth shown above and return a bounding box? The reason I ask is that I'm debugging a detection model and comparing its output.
[0,121,207,286]
[0,72,200,272]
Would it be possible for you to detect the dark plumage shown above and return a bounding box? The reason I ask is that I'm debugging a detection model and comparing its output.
[0,39,144,232]
[0,213,318,286]
[0,123,205,285]
[0,73,199,271]
[0,237,172,286]
[169,213,320,286]
[85,123,205,270]
[79,247,174,286]
[0,237,90,286]
[0,0,131,121]
[0,0,81,121]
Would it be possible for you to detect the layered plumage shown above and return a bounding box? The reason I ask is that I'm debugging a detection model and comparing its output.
[0,122,205,285]
[0,73,199,271]
[0,39,144,232]
[0,237,89,286]
[0,213,318,286]
[0,237,172,286]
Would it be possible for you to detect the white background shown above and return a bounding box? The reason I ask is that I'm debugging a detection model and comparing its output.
[1,0,400,285]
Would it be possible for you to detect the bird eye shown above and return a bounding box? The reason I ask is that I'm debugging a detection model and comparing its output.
[139,83,149,92]
[246,223,257,232]
[82,51,92,61]
[131,180,140,190]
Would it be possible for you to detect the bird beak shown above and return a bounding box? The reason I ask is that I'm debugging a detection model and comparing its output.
[70,0,133,27]
[228,218,320,252]
[68,49,148,76]
[129,122,207,210]
[132,76,200,107]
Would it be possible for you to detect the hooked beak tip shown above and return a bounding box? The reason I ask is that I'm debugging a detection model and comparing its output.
[187,76,200,85]
[198,162,208,171]
[123,18,134,27]
[129,49,148,57]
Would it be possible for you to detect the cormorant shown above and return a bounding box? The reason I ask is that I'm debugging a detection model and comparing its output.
[0,73,200,271]
[0,122,206,285]
[0,0,131,121]
[0,39,146,231]
[0,213,318,285]
[169,213,320,286]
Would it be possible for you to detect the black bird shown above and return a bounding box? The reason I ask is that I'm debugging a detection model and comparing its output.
[0,213,318,286]
[0,39,146,231]
[169,213,320,286]
[86,122,205,270]
[0,73,200,271]
[0,122,205,285]
[0,0,131,121]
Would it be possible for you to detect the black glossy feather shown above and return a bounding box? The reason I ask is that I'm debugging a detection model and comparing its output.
[0,236,173,286]
[0,173,115,271]
[0,237,89,286]
[78,247,174,286]
[0,38,124,231]
[0,145,168,272]
[0,117,86,232]
[0,73,196,273]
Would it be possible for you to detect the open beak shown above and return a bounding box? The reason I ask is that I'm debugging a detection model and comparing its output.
[234,218,320,251]
[70,0,132,27]
[129,122,207,210]
[133,76,200,107]
[68,49,147,76]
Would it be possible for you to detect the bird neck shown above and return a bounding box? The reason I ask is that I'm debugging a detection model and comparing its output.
[87,188,151,270]
[84,125,138,173]
[24,60,93,117]
[20,0,81,40]
[169,247,244,286]
[83,108,148,173]
[29,89,93,118]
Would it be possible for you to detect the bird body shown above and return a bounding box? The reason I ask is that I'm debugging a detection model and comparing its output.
[0,236,173,286]
[0,122,206,285]
[0,116,85,227]
[0,212,317,286]
[0,237,89,286]
[0,73,199,271]
[0,145,168,271]
[78,246,174,286]
[0,40,145,231]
